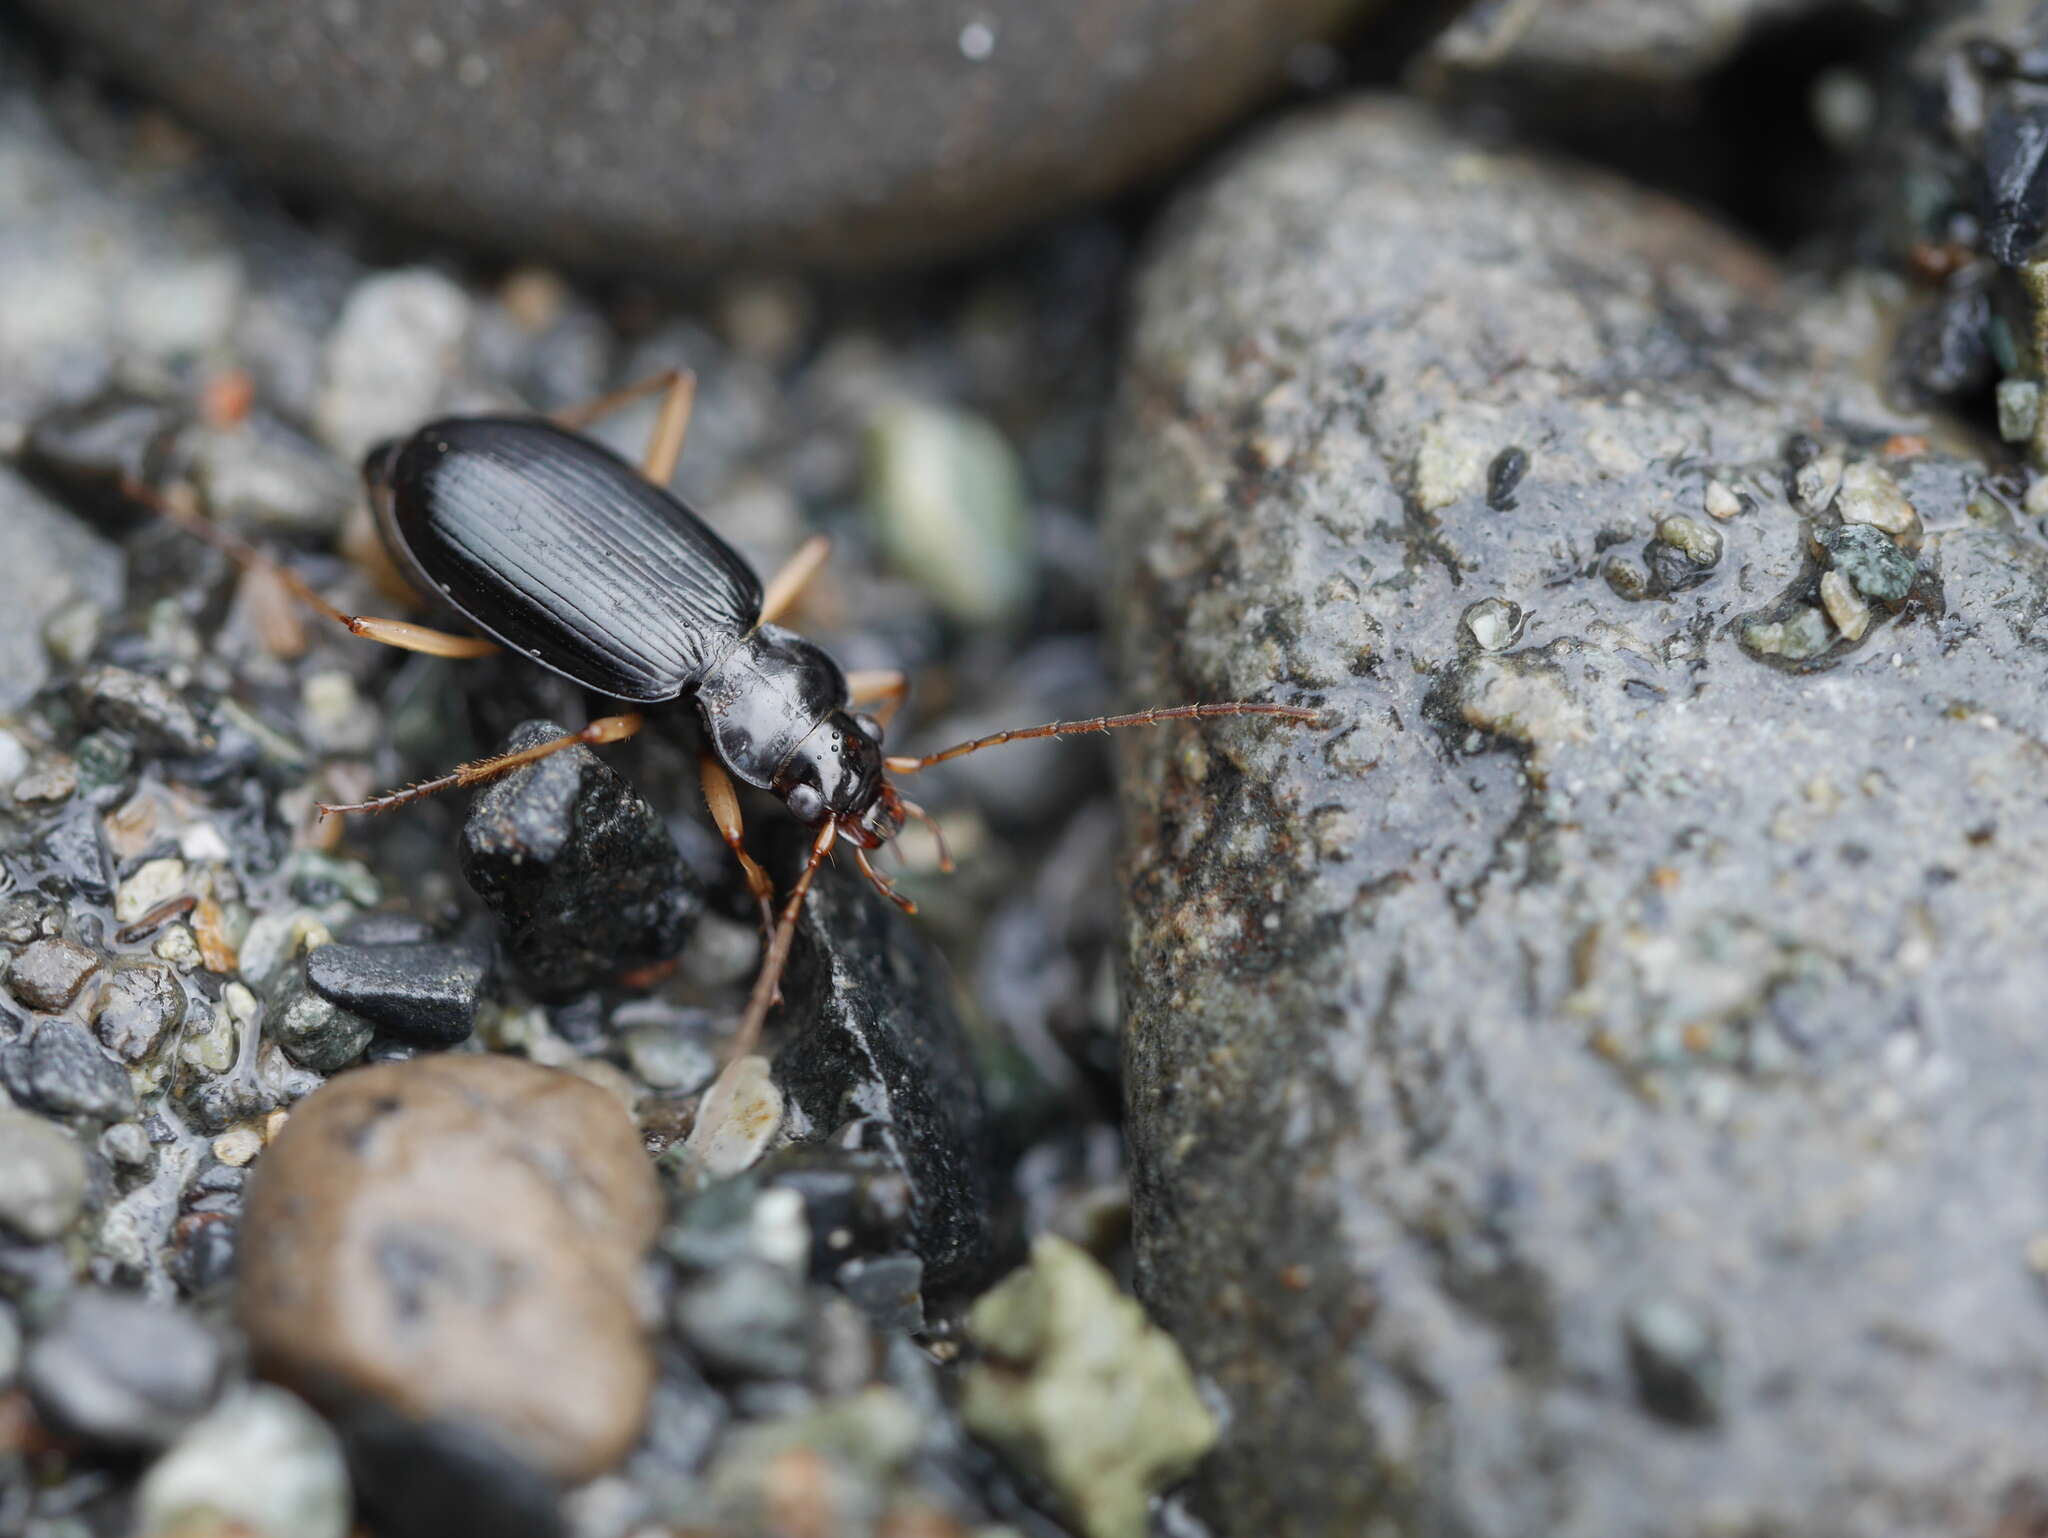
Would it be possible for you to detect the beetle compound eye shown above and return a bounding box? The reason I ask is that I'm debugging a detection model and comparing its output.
[785,783,828,824]
[852,714,883,743]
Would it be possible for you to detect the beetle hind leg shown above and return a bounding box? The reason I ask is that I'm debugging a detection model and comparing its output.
[119,476,499,661]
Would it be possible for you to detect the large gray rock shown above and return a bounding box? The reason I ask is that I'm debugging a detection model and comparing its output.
[24,0,1368,275]
[1106,97,2048,1538]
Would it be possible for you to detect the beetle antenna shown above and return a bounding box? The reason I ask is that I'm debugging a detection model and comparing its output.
[881,700,1322,775]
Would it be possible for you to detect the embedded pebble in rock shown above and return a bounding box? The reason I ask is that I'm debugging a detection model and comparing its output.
[239,1055,663,1484]
[460,722,703,1001]
[135,1384,353,1538]
[73,666,217,759]
[773,866,993,1292]
[0,1016,137,1121]
[1461,597,1522,652]
[304,939,488,1047]
[0,1110,89,1241]
[1816,521,1919,603]
[268,963,373,1073]
[91,963,187,1061]
[5,937,101,1012]
[1108,98,2048,1537]
[963,1237,1216,1538]
[22,0,1370,274]
[24,1288,226,1448]
[1703,478,1744,519]
[0,470,125,713]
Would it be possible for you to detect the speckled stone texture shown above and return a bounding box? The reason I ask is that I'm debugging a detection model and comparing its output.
[1107,96,2048,1538]
[23,0,1368,274]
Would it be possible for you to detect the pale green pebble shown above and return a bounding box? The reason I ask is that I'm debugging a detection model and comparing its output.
[963,1235,1218,1538]
[866,399,1033,627]
[1741,607,1832,661]
[135,1385,352,1538]
[1997,379,2041,444]
[285,850,380,908]
[1654,513,1722,566]
[180,1002,237,1074]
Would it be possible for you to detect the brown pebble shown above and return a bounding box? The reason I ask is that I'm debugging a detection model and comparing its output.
[7,938,101,1012]
[238,1055,662,1482]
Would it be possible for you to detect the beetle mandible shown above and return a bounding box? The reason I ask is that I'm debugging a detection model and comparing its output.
[132,371,1321,1062]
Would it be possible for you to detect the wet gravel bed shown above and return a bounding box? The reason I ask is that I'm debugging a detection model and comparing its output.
[0,17,1162,1538]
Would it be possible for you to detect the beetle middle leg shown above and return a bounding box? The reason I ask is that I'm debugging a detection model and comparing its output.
[120,477,500,661]
[319,713,645,817]
[697,751,777,933]
[551,368,698,487]
[757,534,833,627]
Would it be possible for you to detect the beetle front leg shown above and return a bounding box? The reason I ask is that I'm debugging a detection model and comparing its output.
[697,752,777,936]
[756,534,832,628]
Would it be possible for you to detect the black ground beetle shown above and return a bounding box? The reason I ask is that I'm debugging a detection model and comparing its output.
[132,371,1320,1071]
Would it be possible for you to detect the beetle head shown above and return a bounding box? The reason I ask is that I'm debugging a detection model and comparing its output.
[773,710,893,842]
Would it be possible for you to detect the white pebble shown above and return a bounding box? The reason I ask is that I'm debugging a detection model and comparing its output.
[1703,479,1743,520]
[679,1055,782,1178]
[136,1385,351,1538]
[116,858,190,924]
[211,1127,264,1167]
[1837,460,1920,541]
[1820,570,1871,643]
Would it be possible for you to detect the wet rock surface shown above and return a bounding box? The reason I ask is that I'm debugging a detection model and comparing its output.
[460,721,703,1001]
[22,0,1368,275]
[1108,96,2048,1538]
[239,1055,663,1484]
[775,865,994,1293]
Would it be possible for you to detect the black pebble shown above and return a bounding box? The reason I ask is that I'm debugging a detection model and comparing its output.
[23,1288,225,1447]
[306,940,489,1047]
[337,1404,565,1538]
[1486,445,1529,510]
[0,1016,136,1121]
[460,720,703,1000]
